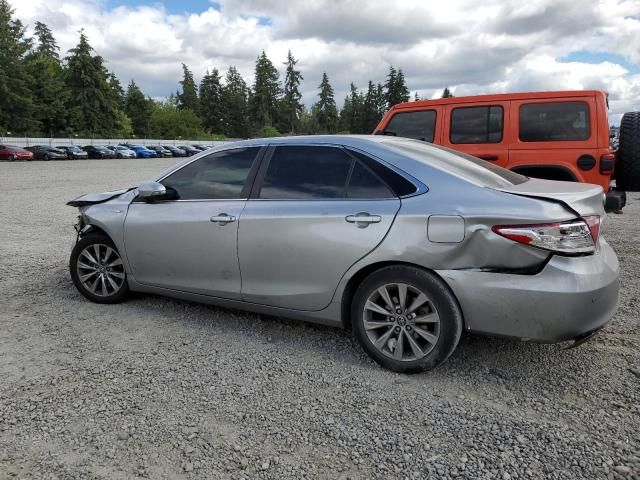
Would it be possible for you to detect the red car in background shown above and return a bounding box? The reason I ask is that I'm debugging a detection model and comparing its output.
[0,144,34,161]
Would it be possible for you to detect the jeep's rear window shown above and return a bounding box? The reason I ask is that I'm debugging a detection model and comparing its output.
[450,106,503,144]
[519,102,590,142]
[385,110,436,142]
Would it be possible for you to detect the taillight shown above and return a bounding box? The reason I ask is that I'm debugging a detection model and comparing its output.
[492,217,600,255]
[600,153,615,174]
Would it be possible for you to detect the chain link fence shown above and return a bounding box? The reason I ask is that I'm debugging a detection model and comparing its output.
[0,136,235,148]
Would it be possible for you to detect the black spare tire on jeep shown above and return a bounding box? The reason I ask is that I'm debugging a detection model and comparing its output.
[616,111,640,192]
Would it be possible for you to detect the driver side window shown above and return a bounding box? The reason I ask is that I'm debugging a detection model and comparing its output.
[162,147,259,200]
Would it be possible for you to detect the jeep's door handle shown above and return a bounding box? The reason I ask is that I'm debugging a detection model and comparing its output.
[210,213,236,225]
[346,213,382,227]
[477,154,499,161]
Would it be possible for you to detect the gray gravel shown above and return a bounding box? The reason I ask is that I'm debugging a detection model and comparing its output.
[0,158,639,480]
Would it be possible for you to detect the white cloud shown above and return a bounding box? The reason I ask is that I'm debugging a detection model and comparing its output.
[11,0,640,124]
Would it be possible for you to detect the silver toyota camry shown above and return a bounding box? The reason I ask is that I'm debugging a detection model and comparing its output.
[68,136,619,373]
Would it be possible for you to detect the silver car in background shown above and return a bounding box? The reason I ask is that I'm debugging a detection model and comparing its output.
[67,136,619,373]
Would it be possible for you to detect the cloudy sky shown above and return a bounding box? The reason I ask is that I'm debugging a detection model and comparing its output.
[12,0,640,124]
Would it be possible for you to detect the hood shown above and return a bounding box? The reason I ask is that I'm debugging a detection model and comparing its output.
[492,178,604,217]
[67,188,134,207]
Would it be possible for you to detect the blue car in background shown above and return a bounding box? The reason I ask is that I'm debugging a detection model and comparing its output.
[128,145,158,158]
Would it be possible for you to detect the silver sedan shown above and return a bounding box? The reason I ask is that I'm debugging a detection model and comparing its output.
[67,136,619,373]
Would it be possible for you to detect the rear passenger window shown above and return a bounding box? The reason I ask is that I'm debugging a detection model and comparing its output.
[347,149,417,197]
[519,102,589,142]
[450,106,503,144]
[347,161,393,198]
[385,110,436,142]
[260,146,352,199]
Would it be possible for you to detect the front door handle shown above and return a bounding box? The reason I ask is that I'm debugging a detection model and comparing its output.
[477,154,499,161]
[346,213,382,228]
[210,213,236,225]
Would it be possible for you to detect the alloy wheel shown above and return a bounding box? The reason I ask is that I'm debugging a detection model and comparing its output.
[362,283,441,361]
[76,243,126,297]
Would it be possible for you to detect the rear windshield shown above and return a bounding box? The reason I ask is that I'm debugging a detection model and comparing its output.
[379,137,528,187]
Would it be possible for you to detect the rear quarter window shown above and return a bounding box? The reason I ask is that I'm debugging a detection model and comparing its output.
[519,102,589,142]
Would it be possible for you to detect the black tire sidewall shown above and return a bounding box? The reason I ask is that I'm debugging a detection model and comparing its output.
[352,266,463,374]
[8,155,14,162]
[70,233,129,304]
[616,111,640,192]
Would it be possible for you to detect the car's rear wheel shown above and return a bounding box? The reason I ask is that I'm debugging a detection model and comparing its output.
[70,233,129,304]
[43,154,49,161]
[616,111,640,192]
[8,154,15,162]
[352,266,463,373]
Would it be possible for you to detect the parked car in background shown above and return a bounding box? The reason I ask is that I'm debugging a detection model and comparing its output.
[163,145,187,157]
[67,135,619,373]
[0,144,34,161]
[192,144,212,151]
[128,145,158,158]
[147,145,173,158]
[179,145,201,156]
[111,145,136,159]
[82,145,115,159]
[374,90,632,212]
[56,145,89,160]
[24,145,68,161]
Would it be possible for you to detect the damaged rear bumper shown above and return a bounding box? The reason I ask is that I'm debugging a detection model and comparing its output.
[437,239,620,343]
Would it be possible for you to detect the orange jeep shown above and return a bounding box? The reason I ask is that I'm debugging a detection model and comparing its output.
[374,90,639,211]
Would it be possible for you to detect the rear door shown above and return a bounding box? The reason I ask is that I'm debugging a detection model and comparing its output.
[508,96,598,183]
[442,101,509,167]
[238,145,401,311]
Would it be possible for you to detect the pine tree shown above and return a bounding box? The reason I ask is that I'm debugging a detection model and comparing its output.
[221,66,250,138]
[362,81,379,133]
[125,80,152,137]
[177,63,198,112]
[442,87,453,98]
[33,21,59,59]
[281,50,303,134]
[250,51,280,130]
[414,91,420,101]
[199,68,223,134]
[108,73,125,110]
[0,0,36,134]
[65,30,120,136]
[25,21,67,136]
[314,72,338,134]
[385,66,410,108]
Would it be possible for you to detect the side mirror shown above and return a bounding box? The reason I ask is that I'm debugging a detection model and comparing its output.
[138,181,167,201]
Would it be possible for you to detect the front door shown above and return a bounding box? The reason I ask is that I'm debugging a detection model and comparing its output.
[123,146,262,299]
[238,145,401,311]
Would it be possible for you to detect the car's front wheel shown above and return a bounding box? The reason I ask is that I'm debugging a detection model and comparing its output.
[70,233,129,304]
[352,266,463,373]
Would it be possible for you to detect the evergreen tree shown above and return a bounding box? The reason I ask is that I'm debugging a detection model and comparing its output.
[414,91,420,101]
[64,31,120,136]
[0,0,36,134]
[341,83,363,133]
[281,50,303,134]
[125,80,152,137]
[33,21,59,59]
[385,65,410,108]
[177,63,198,112]
[25,20,67,135]
[250,51,280,129]
[221,66,250,138]
[442,87,453,98]
[362,81,379,133]
[108,72,125,110]
[199,68,223,134]
[314,72,338,134]
[375,83,386,118]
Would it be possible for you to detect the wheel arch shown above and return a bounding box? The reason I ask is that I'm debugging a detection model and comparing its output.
[339,260,464,330]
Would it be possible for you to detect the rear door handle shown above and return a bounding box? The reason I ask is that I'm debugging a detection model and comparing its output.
[346,213,382,228]
[477,154,499,161]
[210,213,236,225]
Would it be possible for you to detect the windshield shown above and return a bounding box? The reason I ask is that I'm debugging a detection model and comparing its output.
[379,137,528,187]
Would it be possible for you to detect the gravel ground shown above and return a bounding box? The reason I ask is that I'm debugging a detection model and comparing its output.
[0,158,638,480]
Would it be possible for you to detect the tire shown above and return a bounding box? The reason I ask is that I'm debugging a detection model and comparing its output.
[70,232,129,304]
[8,154,15,162]
[351,266,463,373]
[43,154,49,161]
[617,111,640,192]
